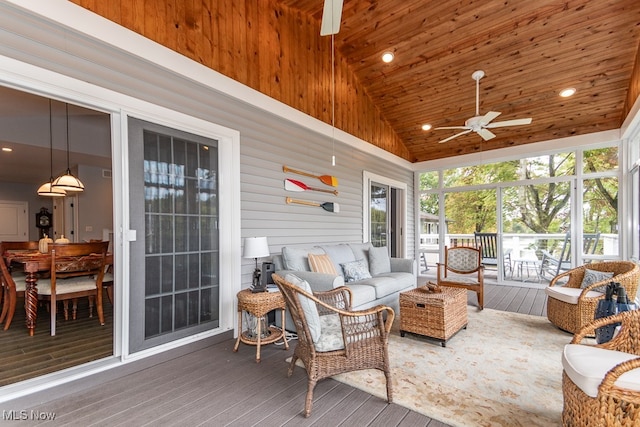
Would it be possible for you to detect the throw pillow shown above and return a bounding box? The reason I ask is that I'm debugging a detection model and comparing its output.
[369,246,391,275]
[340,259,372,282]
[308,253,339,275]
[580,269,614,293]
[284,273,321,343]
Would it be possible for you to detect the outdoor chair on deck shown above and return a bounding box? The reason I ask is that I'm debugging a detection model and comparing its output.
[545,261,640,334]
[437,245,484,309]
[562,309,640,426]
[540,232,600,279]
[474,232,512,276]
[272,273,394,417]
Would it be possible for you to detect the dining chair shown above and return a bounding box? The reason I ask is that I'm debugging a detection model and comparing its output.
[37,241,109,336]
[437,245,485,309]
[0,243,28,330]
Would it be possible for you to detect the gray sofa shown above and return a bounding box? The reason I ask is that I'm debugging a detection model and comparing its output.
[273,242,416,316]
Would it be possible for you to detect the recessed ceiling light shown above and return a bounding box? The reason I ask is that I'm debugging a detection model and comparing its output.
[2,147,12,152]
[381,51,394,63]
[559,88,576,98]
[421,124,432,131]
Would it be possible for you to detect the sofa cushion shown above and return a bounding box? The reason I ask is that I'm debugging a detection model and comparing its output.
[563,344,640,398]
[285,273,321,343]
[348,243,372,272]
[308,253,339,275]
[369,246,391,275]
[341,259,372,282]
[357,273,415,298]
[320,244,356,278]
[545,286,604,304]
[282,247,324,272]
[344,284,377,307]
[580,268,614,293]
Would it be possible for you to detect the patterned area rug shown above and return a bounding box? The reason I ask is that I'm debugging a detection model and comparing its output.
[331,307,572,427]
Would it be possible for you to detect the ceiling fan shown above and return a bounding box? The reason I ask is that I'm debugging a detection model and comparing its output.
[321,0,344,36]
[435,70,532,143]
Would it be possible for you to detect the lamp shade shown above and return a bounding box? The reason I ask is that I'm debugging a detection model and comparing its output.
[37,181,67,197]
[243,237,269,259]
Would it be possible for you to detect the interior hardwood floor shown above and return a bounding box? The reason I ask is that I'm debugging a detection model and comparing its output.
[0,295,113,387]
[1,282,550,426]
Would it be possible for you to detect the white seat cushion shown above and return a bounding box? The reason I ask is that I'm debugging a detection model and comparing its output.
[37,278,97,296]
[545,286,603,304]
[103,272,114,283]
[285,273,321,343]
[314,313,344,352]
[562,344,640,398]
[13,276,27,292]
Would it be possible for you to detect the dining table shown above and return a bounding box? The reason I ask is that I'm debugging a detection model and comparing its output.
[3,249,111,336]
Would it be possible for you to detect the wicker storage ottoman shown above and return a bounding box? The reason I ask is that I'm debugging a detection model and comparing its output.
[399,286,468,347]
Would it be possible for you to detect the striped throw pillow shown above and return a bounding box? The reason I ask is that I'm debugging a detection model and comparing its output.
[308,253,338,275]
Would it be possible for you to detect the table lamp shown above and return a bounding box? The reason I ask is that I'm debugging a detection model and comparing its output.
[243,237,270,293]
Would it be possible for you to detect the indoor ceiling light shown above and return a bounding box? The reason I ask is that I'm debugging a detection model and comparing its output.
[52,103,84,192]
[381,51,394,63]
[38,99,67,197]
[559,87,576,98]
[2,147,12,152]
[421,124,432,131]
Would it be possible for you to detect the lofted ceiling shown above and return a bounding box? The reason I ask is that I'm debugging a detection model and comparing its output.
[282,0,640,162]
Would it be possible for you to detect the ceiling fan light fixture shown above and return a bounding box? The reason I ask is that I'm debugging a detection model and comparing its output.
[421,123,432,131]
[559,87,576,98]
[381,51,394,63]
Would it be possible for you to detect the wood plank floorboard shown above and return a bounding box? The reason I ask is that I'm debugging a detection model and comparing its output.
[2,282,551,426]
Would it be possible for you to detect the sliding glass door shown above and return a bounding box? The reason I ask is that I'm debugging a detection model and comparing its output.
[128,118,220,353]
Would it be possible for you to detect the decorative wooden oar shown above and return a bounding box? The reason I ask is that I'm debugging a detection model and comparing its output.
[283,165,339,187]
[284,179,339,196]
[286,197,340,213]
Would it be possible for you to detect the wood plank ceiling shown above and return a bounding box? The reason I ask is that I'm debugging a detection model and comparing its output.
[70,0,640,162]
[283,0,640,161]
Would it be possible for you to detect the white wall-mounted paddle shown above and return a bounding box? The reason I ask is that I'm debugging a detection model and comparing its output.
[284,179,339,196]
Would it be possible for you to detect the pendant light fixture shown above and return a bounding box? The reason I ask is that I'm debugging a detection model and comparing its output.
[330,32,336,167]
[37,99,67,197]
[52,103,84,192]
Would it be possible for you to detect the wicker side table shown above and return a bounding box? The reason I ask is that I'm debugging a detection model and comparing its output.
[399,286,468,347]
[233,289,289,362]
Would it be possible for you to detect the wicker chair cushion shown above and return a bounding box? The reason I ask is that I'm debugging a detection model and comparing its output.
[369,246,391,275]
[285,273,321,343]
[447,248,480,272]
[580,268,613,293]
[439,276,480,286]
[563,343,640,398]
[314,313,344,352]
[308,253,339,275]
[545,286,604,304]
[37,277,98,295]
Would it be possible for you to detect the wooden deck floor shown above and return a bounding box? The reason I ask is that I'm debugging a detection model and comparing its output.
[2,282,549,426]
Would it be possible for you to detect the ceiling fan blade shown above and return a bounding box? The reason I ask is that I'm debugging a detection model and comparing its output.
[477,128,496,141]
[438,129,472,143]
[480,111,501,125]
[434,126,471,130]
[320,0,343,36]
[485,118,533,128]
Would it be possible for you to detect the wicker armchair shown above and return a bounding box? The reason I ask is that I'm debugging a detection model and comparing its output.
[545,261,640,334]
[562,310,640,426]
[272,273,394,417]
